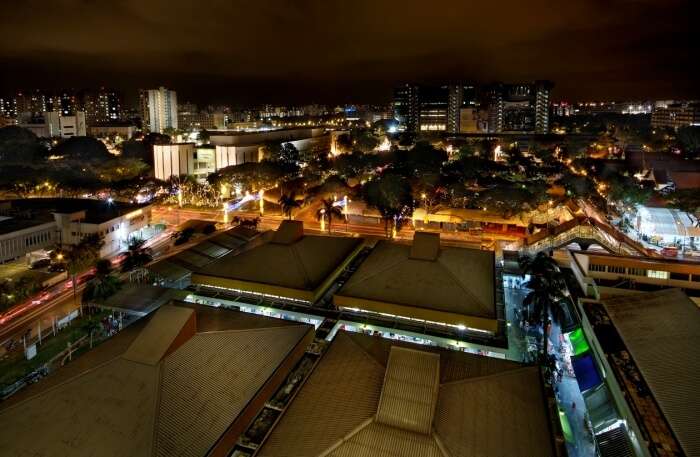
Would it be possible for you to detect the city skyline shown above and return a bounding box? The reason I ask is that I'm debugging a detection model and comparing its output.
[0,1,696,105]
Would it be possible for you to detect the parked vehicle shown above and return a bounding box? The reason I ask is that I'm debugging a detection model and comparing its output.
[30,258,51,269]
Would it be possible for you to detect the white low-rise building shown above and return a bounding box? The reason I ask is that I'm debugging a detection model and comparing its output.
[0,199,152,263]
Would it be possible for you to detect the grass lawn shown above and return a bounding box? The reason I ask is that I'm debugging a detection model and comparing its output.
[0,310,108,389]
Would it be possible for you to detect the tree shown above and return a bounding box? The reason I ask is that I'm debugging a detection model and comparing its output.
[335,133,353,154]
[278,193,301,219]
[81,316,102,349]
[363,173,414,237]
[199,129,211,143]
[0,126,47,163]
[209,161,286,193]
[121,238,153,273]
[83,258,121,311]
[352,129,379,152]
[52,136,113,162]
[676,126,700,160]
[519,252,566,364]
[66,233,105,312]
[606,174,652,207]
[262,141,300,165]
[668,189,700,224]
[316,198,344,233]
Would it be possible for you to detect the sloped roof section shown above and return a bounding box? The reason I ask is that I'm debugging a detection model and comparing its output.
[257,332,385,457]
[196,233,361,291]
[155,325,311,457]
[603,289,700,457]
[0,358,160,457]
[122,306,195,366]
[435,367,554,457]
[375,347,440,434]
[337,240,495,319]
[321,421,445,457]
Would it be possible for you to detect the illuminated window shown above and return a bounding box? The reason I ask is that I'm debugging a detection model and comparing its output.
[647,270,670,279]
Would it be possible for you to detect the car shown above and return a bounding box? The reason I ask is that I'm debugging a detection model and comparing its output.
[48,263,67,272]
[30,258,51,269]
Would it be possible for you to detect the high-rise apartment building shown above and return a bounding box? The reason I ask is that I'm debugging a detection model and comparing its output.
[140,87,178,133]
[487,81,553,134]
[83,88,122,125]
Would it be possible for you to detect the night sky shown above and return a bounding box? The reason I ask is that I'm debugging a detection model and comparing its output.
[0,0,696,105]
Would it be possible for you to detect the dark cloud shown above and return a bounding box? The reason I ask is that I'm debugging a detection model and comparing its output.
[0,0,696,105]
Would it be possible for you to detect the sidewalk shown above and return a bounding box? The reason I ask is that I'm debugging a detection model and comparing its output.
[502,274,596,457]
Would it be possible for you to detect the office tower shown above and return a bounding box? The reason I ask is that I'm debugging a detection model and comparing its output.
[651,102,700,130]
[393,84,420,132]
[447,85,476,133]
[140,86,178,133]
[487,81,553,134]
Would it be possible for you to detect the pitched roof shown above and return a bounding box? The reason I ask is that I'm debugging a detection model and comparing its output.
[336,239,495,319]
[196,232,362,291]
[258,332,554,457]
[602,289,700,457]
[0,305,313,457]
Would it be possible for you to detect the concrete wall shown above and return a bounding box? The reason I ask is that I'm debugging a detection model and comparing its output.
[153,143,196,180]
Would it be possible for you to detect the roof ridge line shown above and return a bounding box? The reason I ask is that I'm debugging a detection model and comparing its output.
[434,259,486,313]
[290,243,313,289]
[340,332,389,371]
[439,365,536,387]
[194,324,311,337]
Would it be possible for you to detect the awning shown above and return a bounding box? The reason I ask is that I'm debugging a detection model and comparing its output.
[571,353,602,393]
[567,327,590,356]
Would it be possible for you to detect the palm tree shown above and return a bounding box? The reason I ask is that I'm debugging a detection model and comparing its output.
[81,317,102,349]
[278,193,301,220]
[519,252,566,363]
[316,199,343,234]
[84,259,121,311]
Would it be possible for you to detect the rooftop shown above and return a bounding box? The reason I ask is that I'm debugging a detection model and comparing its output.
[258,331,554,457]
[335,232,497,332]
[0,198,148,227]
[192,221,363,301]
[601,289,700,457]
[0,303,313,457]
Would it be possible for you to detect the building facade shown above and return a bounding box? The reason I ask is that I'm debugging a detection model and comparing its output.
[488,81,553,134]
[0,199,152,262]
[83,88,122,125]
[651,102,700,130]
[141,87,178,133]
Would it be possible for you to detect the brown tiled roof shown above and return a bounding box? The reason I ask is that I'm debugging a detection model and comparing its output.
[435,367,553,457]
[602,289,700,457]
[258,331,554,457]
[336,240,495,319]
[0,305,313,457]
[257,332,385,457]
